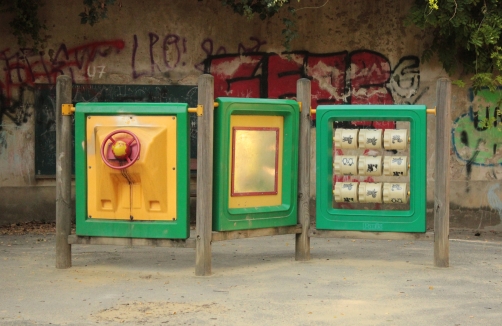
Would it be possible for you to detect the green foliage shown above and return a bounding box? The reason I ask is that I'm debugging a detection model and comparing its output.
[0,0,46,49]
[408,0,502,92]
[79,0,116,26]
[451,79,466,87]
[221,0,299,50]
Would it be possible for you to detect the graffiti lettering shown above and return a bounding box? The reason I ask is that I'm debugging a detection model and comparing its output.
[452,89,502,167]
[0,84,33,130]
[203,49,424,126]
[86,65,106,79]
[132,33,187,79]
[0,40,125,123]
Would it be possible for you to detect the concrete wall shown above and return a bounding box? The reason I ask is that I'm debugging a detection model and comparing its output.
[0,0,501,230]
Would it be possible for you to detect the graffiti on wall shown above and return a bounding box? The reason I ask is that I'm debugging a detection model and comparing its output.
[452,89,502,168]
[202,49,427,127]
[1,35,427,157]
[452,89,502,198]
[0,40,125,130]
[2,36,425,130]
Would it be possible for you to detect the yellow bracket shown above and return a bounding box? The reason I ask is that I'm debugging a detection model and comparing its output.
[62,104,75,116]
[298,102,315,116]
[426,107,436,115]
[188,104,204,116]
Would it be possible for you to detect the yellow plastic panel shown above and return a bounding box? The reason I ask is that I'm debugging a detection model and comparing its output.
[229,115,283,209]
[86,115,177,221]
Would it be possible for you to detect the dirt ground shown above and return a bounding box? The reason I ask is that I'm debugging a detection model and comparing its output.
[2,222,502,325]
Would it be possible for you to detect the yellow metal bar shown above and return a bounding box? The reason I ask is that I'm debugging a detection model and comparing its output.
[426,107,436,115]
[310,108,316,116]
[298,102,302,112]
[188,104,204,116]
[214,102,219,108]
[61,104,75,116]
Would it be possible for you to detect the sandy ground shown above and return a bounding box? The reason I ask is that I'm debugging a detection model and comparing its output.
[1,224,502,325]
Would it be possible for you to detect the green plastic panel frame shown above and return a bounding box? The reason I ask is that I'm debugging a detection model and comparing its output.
[75,103,190,239]
[316,105,427,233]
[213,98,300,231]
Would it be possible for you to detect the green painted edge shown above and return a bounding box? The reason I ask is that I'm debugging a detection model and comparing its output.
[315,105,427,233]
[213,97,299,231]
[75,103,190,239]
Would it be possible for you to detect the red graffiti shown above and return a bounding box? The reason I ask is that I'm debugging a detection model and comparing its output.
[0,40,124,108]
[204,50,421,125]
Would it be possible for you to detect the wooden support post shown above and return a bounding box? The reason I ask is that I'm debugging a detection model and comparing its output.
[56,75,72,269]
[295,78,311,261]
[195,74,214,276]
[434,78,451,267]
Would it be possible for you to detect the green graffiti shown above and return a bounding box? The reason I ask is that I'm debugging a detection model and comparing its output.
[452,89,502,166]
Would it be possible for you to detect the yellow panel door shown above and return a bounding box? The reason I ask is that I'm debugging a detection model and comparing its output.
[86,115,177,221]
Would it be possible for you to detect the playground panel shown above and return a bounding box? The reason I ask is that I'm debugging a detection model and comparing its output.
[316,105,427,233]
[213,98,300,231]
[75,103,190,239]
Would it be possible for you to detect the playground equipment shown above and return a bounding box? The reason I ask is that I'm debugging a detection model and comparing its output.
[55,74,451,273]
[74,103,190,239]
[315,105,427,233]
[212,98,300,231]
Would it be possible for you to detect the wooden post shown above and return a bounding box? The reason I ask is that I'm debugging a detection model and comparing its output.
[295,79,311,261]
[434,78,451,267]
[195,74,214,276]
[56,75,72,269]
